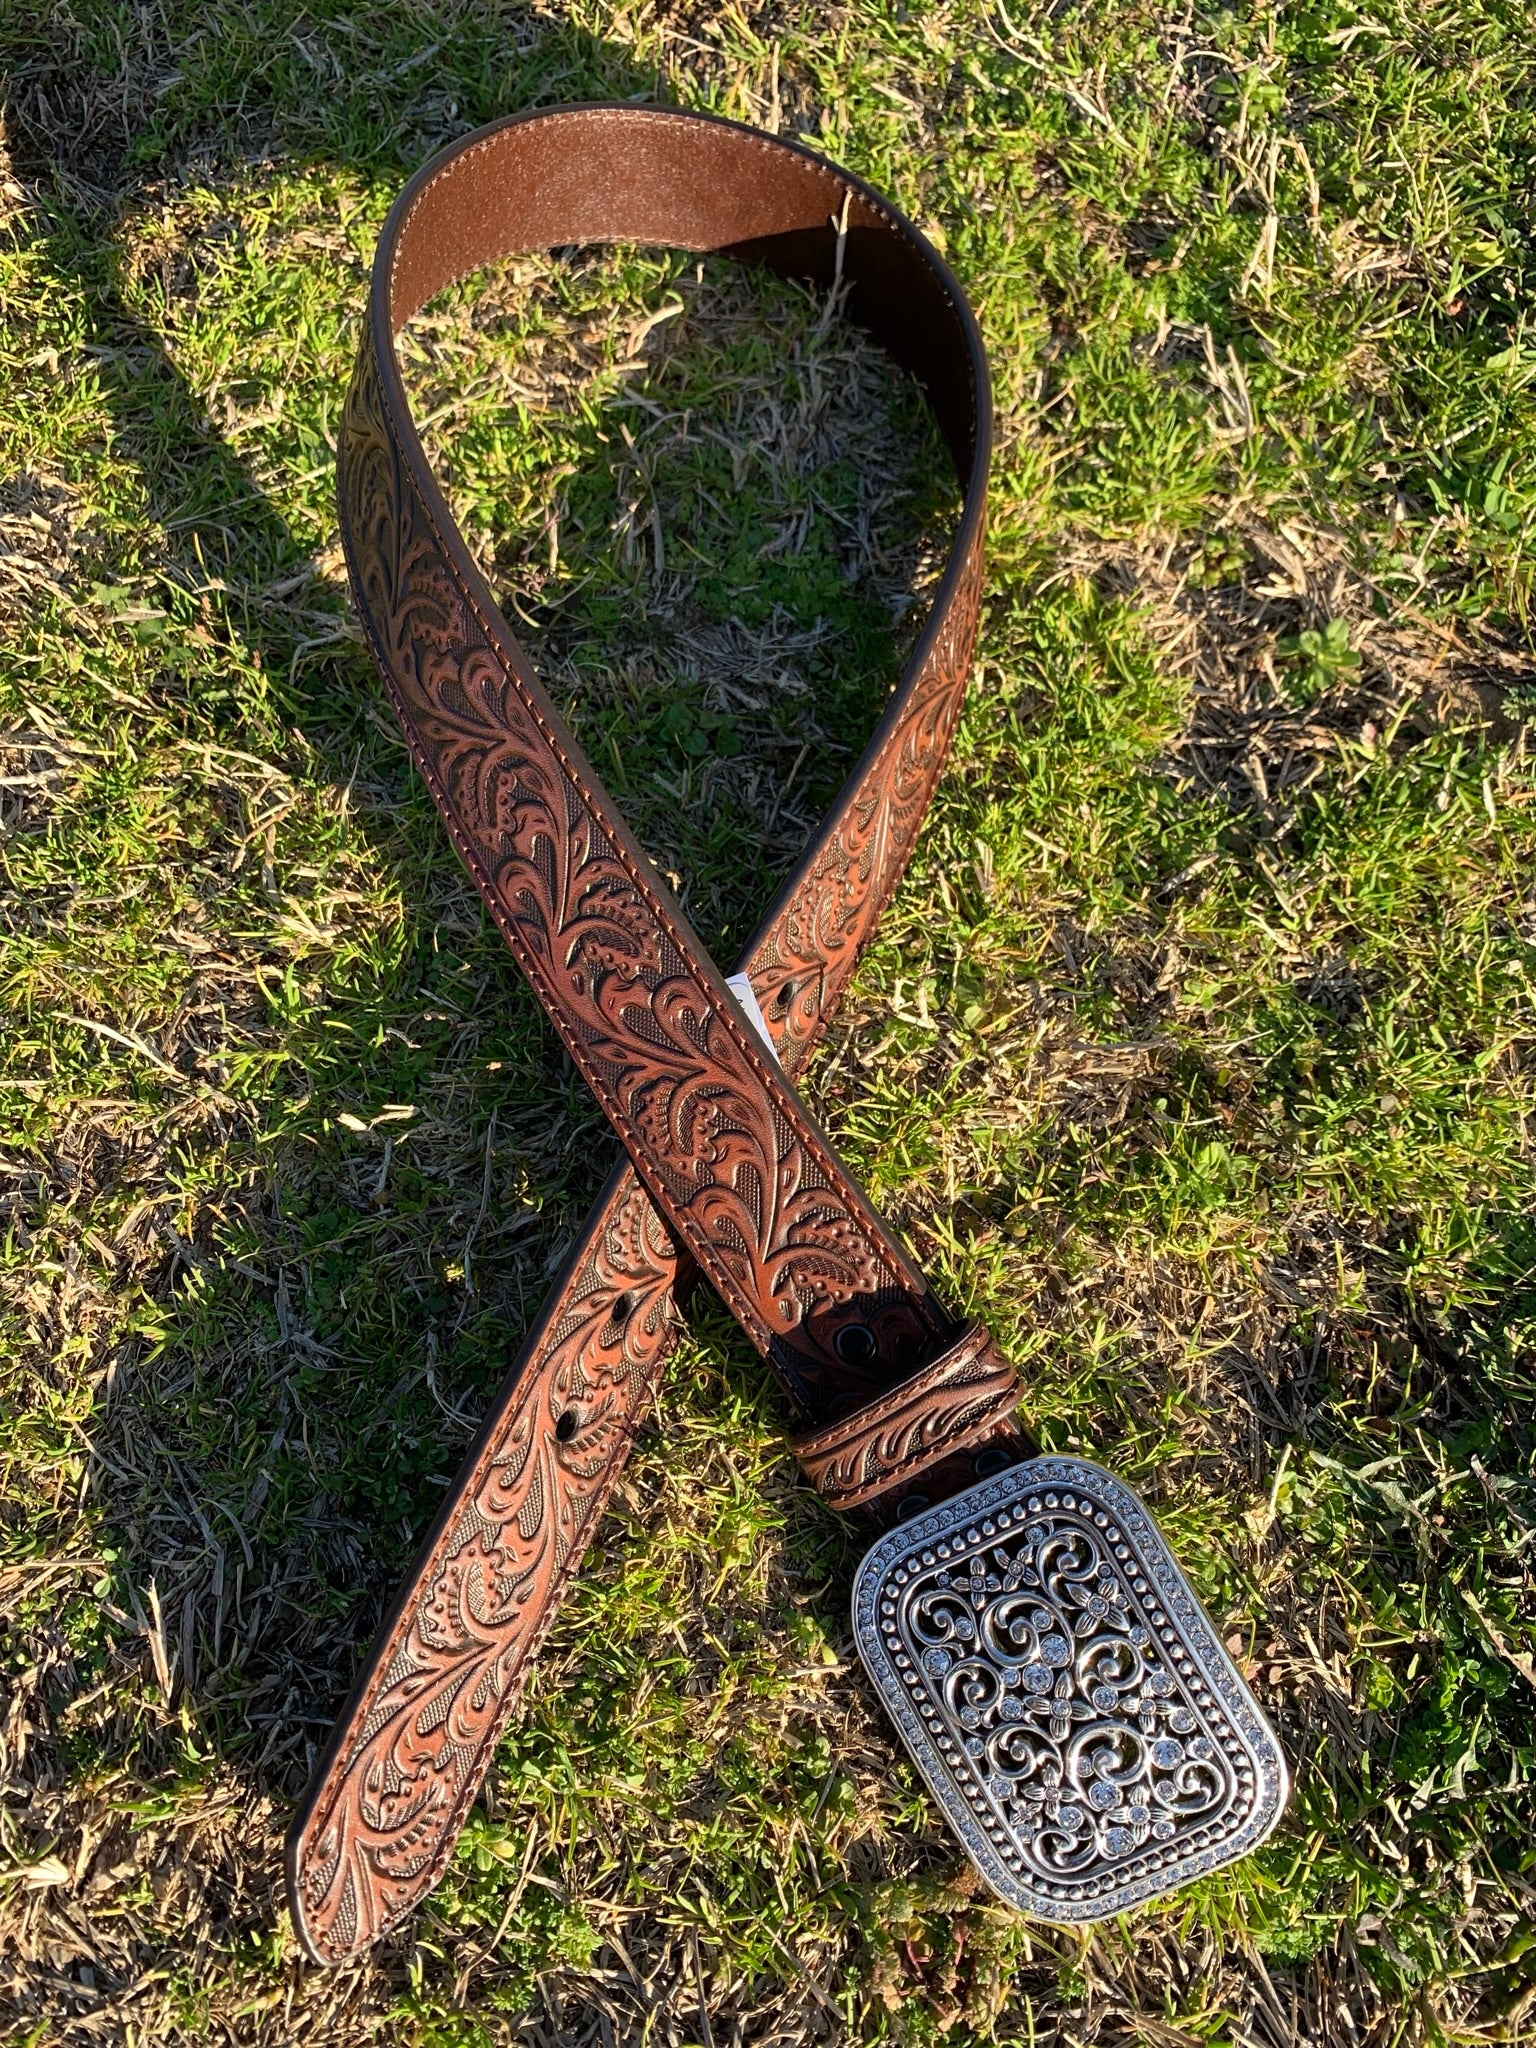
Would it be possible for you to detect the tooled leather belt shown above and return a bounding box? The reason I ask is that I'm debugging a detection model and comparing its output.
[285,104,1287,1966]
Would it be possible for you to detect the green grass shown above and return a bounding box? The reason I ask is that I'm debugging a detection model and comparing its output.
[2,1,1535,2041]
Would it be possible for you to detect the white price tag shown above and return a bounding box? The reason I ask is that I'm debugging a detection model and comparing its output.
[725,973,778,1063]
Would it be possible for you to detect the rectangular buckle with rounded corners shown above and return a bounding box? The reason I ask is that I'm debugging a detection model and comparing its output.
[851,1456,1289,1923]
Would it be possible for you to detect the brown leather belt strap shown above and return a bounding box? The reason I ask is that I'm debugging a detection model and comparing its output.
[286,104,1022,1967]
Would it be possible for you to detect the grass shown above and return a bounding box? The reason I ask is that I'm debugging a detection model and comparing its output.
[1,0,1534,2041]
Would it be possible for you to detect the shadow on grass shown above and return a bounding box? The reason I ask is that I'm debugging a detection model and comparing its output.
[0,5,633,2001]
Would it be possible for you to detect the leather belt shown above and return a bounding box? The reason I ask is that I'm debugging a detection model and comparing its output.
[285,105,1287,1967]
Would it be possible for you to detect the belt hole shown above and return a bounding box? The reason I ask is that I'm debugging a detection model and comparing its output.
[833,1323,876,1367]
[555,1408,579,1443]
[896,1493,930,1521]
[611,1292,634,1326]
[973,1448,1012,1479]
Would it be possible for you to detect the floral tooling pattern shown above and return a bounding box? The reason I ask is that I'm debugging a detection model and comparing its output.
[288,308,992,1963]
[334,334,952,1397]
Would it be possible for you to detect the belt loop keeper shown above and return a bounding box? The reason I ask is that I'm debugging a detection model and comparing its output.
[790,1321,1022,1514]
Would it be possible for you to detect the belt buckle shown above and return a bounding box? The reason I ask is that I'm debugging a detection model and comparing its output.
[851,1456,1289,1922]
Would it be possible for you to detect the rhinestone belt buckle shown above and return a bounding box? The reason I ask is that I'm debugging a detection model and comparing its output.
[851,1456,1289,1922]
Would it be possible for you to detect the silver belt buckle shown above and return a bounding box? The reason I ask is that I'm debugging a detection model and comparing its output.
[852,1456,1289,1921]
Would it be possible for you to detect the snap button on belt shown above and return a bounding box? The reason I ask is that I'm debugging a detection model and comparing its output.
[285,104,1288,1966]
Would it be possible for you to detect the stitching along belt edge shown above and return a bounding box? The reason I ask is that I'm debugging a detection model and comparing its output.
[285,103,1289,1966]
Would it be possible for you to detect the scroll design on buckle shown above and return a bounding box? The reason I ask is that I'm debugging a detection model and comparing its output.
[793,1321,1020,1512]
[852,1458,1288,1922]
